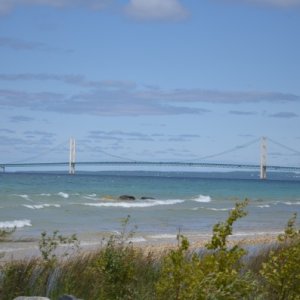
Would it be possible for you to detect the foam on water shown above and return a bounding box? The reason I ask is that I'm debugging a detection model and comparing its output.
[16,194,33,202]
[58,192,69,198]
[233,231,282,237]
[283,201,300,205]
[40,193,51,196]
[23,204,61,209]
[128,237,147,243]
[0,219,32,229]
[193,206,232,211]
[88,194,97,197]
[83,199,184,208]
[192,195,211,203]
[148,234,177,239]
[83,196,98,200]
[205,207,232,211]
[257,204,270,208]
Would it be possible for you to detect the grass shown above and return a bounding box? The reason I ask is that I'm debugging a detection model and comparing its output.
[1,202,300,300]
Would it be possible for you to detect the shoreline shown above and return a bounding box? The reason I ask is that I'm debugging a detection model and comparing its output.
[1,232,280,262]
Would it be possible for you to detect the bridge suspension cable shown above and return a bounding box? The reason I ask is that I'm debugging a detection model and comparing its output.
[93,148,136,162]
[7,140,67,164]
[183,137,261,162]
[268,137,300,155]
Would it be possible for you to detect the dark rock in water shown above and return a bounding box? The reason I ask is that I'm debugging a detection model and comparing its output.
[119,195,135,200]
[58,295,82,300]
[140,197,155,200]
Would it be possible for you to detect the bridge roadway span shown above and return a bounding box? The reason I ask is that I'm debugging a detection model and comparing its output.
[1,161,300,172]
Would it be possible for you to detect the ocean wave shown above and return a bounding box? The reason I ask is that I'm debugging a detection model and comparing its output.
[192,195,211,203]
[23,204,61,210]
[192,206,232,211]
[128,237,147,243]
[16,194,33,202]
[83,199,184,208]
[88,194,97,197]
[148,234,177,239]
[233,231,282,237]
[283,201,300,206]
[206,207,231,211]
[83,196,98,201]
[0,219,32,229]
[40,193,51,196]
[257,204,270,208]
[58,192,69,199]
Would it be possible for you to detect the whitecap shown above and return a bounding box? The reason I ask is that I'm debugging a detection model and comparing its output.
[233,231,282,237]
[23,204,61,210]
[83,199,184,208]
[148,234,177,239]
[40,193,51,196]
[128,237,147,243]
[196,206,232,211]
[206,207,232,211]
[83,196,98,201]
[58,192,69,199]
[283,201,300,206]
[192,195,211,203]
[257,205,270,208]
[88,194,97,197]
[0,219,32,229]
[16,194,33,202]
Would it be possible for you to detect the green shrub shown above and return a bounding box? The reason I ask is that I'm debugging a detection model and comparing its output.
[39,230,79,263]
[85,215,158,299]
[260,213,300,300]
[156,199,257,300]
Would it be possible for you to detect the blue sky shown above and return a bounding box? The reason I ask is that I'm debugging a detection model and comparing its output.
[0,0,300,169]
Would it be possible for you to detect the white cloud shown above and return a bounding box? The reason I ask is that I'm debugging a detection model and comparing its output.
[125,0,188,21]
[0,0,112,15]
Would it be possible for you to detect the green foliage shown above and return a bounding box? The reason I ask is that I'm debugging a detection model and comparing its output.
[156,199,256,300]
[86,215,151,299]
[156,234,204,300]
[38,230,79,263]
[260,213,300,300]
[206,199,249,251]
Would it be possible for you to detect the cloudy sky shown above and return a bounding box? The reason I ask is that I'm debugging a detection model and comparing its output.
[0,0,299,169]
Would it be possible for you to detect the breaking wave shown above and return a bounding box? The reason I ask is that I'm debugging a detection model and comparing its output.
[16,194,33,202]
[192,206,232,211]
[283,201,300,206]
[257,204,270,208]
[192,195,211,203]
[83,199,184,208]
[23,204,61,210]
[0,219,32,229]
[58,192,69,198]
[148,234,177,239]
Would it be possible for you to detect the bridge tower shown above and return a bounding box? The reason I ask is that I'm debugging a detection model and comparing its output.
[260,136,267,179]
[69,137,76,175]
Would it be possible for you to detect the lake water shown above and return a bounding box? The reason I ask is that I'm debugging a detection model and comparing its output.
[1,171,300,247]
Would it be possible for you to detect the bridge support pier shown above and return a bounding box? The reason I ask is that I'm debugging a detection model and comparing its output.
[0,166,4,173]
[260,136,267,179]
[69,137,76,175]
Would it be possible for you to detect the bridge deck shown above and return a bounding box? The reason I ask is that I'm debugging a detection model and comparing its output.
[1,161,299,172]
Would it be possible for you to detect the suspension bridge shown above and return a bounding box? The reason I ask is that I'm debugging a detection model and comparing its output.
[0,137,299,179]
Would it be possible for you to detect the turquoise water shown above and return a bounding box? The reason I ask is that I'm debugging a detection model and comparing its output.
[0,172,300,244]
